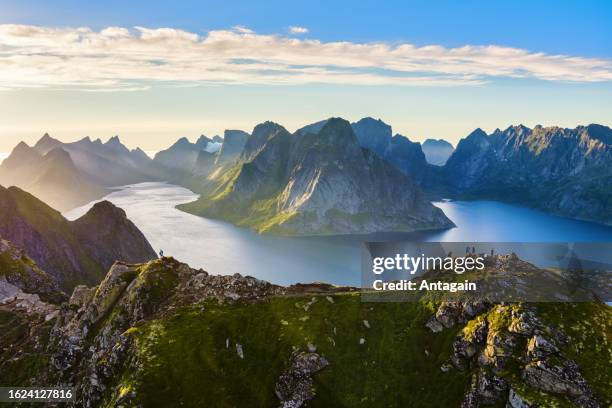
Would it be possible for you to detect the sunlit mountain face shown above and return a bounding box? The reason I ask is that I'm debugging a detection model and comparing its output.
[0,2,611,407]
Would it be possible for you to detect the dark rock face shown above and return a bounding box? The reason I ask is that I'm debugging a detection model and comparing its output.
[349,117,438,186]
[49,258,286,407]
[72,201,158,271]
[351,117,393,156]
[275,351,329,408]
[422,138,454,166]
[0,186,156,291]
[443,124,612,224]
[192,118,453,235]
[241,121,289,162]
[428,301,602,408]
[215,129,250,165]
[0,237,66,306]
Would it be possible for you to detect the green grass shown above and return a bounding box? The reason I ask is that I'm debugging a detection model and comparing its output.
[107,295,468,407]
[535,302,611,406]
[0,310,53,387]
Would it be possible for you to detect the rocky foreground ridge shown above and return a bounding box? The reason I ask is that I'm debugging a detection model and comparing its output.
[1,253,609,407]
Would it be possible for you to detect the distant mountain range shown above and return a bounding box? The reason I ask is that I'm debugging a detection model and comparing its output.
[444,124,612,224]
[1,118,610,231]
[0,134,155,210]
[422,139,454,166]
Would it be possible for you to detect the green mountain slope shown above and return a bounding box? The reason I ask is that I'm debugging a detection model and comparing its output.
[1,257,607,407]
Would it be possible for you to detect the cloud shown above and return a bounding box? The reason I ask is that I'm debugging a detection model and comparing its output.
[289,26,309,34]
[0,23,611,90]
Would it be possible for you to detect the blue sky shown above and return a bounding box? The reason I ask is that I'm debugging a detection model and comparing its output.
[0,0,611,151]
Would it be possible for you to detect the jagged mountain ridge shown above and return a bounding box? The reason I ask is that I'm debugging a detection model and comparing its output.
[180,118,453,235]
[443,124,612,224]
[0,185,157,291]
[0,134,156,210]
[153,135,217,173]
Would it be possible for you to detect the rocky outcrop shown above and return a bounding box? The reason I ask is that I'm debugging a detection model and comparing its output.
[461,369,508,408]
[428,302,603,408]
[0,238,64,303]
[275,351,329,408]
[522,359,597,405]
[48,257,286,407]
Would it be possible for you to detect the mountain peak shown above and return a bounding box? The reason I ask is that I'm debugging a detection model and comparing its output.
[81,200,127,221]
[241,121,289,161]
[423,138,453,148]
[585,124,612,145]
[295,119,329,136]
[171,137,194,149]
[351,117,393,156]
[1,141,40,169]
[105,135,122,146]
[34,133,62,153]
[195,135,212,149]
[14,141,31,151]
[467,128,488,138]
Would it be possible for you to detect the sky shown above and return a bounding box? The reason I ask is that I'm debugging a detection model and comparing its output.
[0,0,611,151]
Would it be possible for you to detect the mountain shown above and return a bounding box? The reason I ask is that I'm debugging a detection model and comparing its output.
[215,129,250,165]
[0,185,157,291]
[33,132,62,153]
[1,255,608,407]
[443,124,612,224]
[0,134,157,210]
[422,139,454,166]
[0,237,66,305]
[154,134,229,175]
[0,143,107,211]
[351,117,393,155]
[350,117,432,185]
[28,147,108,211]
[153,137,204,173]
[180,118,453,235]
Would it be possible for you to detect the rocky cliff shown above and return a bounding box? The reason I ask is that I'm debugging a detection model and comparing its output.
[0,255,608,407]
[443,124,612,224]
[215,129,250,165]
[180,118,453,235]
[0,186,157,291]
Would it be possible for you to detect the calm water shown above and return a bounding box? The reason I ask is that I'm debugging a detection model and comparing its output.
[64,182,612,286]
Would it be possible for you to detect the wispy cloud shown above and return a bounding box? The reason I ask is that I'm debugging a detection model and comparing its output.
[0,24,611,91]
[289,26,309,34]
